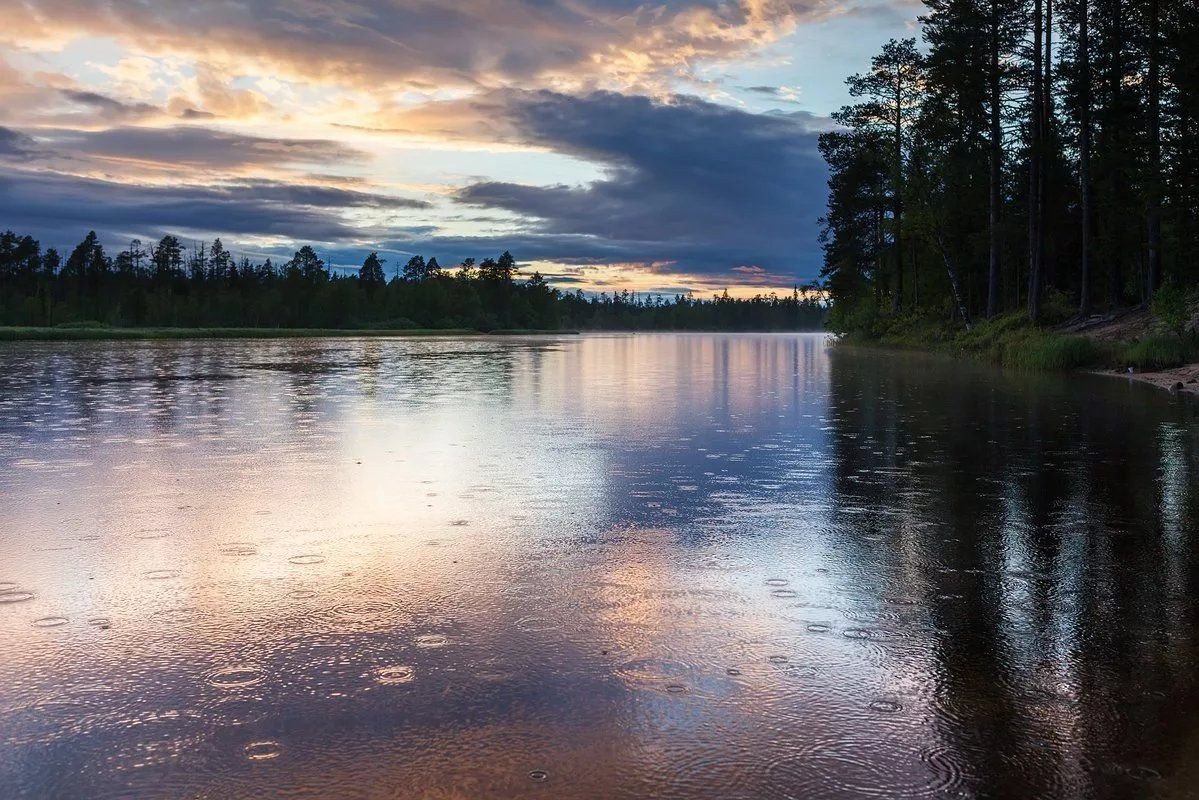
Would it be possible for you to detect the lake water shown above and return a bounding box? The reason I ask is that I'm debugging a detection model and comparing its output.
[1,333,1197,799]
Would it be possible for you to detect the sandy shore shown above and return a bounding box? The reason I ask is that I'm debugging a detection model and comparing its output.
[1066,307,1199,397]
[1103,363,1199,396]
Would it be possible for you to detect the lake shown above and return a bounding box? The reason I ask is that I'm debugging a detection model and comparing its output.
[1,333,1197,799]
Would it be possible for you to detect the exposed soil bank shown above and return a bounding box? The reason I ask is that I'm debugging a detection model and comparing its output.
[1064,307,1199,397]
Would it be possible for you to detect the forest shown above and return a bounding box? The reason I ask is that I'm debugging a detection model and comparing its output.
[819,0,1197,339]
[0,230,825,333]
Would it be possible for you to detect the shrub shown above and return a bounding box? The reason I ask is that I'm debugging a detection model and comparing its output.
[1152,284,1192,339]
[54,320,109,329]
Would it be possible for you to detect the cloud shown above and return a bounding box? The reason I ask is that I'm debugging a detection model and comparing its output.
[447,90,829,274]
[0,169,429,247]
[57,89,161,122]
[0,2,849,285]
[0,89,830,282]
[0,0,836,90]
[38,125,370,172]
[0,126,39,159]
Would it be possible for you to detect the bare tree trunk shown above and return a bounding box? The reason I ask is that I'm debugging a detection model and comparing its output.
[1078,0,1093,315]
[987,0,1003,319]
[936,230,973,330]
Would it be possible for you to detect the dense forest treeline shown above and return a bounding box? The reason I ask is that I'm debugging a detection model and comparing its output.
[820,0,1198,334]
[0,230,826,332]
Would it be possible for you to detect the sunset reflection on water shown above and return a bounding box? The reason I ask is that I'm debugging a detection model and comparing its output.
[1,333,1197,799]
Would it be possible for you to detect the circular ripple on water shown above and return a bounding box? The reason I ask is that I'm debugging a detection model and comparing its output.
[504,582,553,603]
[414,633,449,649]
[244,740,283,761]
[840,606,903,624]
[765,578,790,587]
[288,554,325,566]
[842,628,878,640]
[515,615,562,633]
[206,665,267,690]
[326,599,404,629]
[0,590,35,604]
[32,616,69,628]
[373,665,416,685]
[806,623,832,633]
[220,543,258,557]
[614,657,695,694]
[528,769,550,783]
[764,736,964,799]
[869,699,904,713]
[87,617,112,629]
[771,589,799,599]
[133,529,171,540]
[143,569,181,580]
[288,589,317,600]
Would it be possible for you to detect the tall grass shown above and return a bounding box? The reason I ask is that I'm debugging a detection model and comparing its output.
[842,312,1107,372]
[1119,335,1199,370]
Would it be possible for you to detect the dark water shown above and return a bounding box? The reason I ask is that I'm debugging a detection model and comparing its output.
[1,333,1198,799]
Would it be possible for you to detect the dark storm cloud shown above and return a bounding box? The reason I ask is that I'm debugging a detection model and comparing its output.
[0,126,39,159]
[58,89,160,121]
[44,126,368,170]
[452,90,829,274]
[0,170,426,247]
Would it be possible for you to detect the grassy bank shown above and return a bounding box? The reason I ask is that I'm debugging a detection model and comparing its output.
[0,326,487,341]
[842,311,1199,373]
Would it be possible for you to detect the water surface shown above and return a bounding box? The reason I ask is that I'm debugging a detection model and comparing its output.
[1,333,1197,799]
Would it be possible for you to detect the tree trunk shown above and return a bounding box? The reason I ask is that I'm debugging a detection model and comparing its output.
[1146,0,1162,297]
[1028,0,1044,323]
[936,230,973,330]
[1078,0,1093,316]
[891,72,905,315]
[987,0,1003,319]
[1109,0,1124,307]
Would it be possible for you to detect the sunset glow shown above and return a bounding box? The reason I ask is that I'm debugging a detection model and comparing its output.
[0,0,916,293]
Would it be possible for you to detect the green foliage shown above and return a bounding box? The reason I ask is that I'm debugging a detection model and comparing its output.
[1152,284,1192,338]
[1119,336,1199,371]
[0,229,828,334]
[54,320,110,329]
[820,1,1195,332]
[993,331,1105,371]
[837,312,1107,372]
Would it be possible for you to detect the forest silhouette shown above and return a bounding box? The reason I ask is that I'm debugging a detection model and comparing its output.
[0,230,825,332]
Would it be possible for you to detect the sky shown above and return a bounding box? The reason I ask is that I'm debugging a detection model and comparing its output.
[0,0,920,296]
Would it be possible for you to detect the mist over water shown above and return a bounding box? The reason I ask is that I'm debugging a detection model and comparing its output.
[1,333,1197,799]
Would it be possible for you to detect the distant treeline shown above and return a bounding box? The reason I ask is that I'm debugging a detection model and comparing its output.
[0,230,826,332]
[820,0,1198,333]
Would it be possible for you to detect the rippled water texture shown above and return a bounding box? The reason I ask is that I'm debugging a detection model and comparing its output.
[1,334,1198,799]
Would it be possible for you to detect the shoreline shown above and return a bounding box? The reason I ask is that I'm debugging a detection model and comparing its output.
[1097,364,1199,397]
[0,326,828,342]
[835,307,1199,400]
[0,326,581,341]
